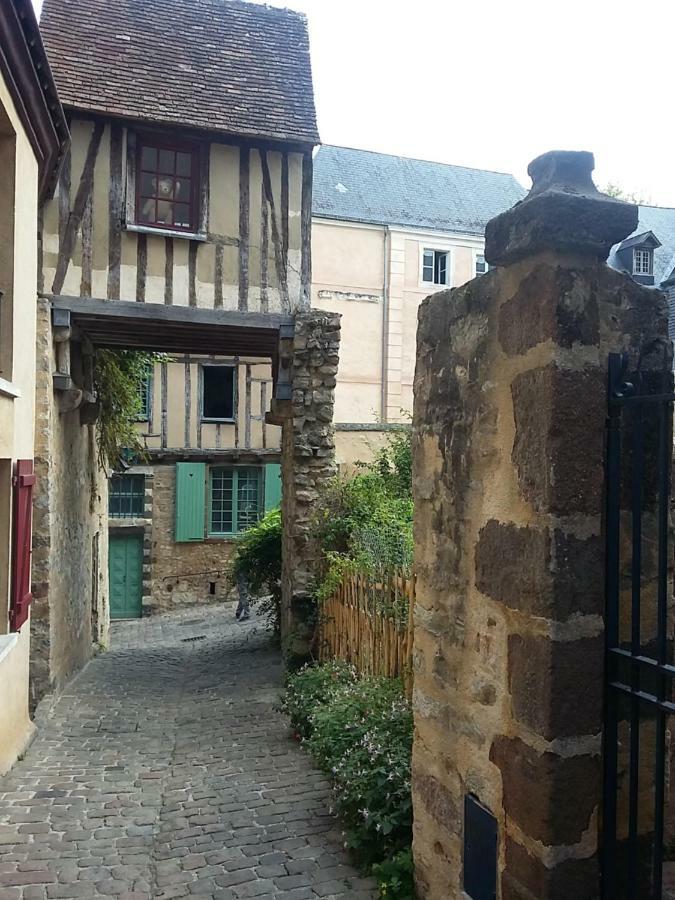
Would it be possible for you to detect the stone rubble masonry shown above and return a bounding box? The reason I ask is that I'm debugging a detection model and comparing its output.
[31,298,110,709]
[411,151,671,899]
[280,310,340,662]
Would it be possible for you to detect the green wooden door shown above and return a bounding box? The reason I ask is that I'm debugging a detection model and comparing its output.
[109,533,143,619]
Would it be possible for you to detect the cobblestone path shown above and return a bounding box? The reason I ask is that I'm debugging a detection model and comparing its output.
[0,607,377,900]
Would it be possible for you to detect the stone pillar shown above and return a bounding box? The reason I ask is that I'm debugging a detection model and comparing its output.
[411,151,671,899]
[279,310,340,663]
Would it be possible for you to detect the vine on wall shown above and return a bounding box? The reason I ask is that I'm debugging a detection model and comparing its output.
[93,350,163,469]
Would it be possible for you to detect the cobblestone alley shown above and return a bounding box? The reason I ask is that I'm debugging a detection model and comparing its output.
[0,607,377,900]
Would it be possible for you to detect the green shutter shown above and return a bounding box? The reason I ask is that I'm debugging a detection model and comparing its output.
[175,462,206,542]
[264,463,282,511]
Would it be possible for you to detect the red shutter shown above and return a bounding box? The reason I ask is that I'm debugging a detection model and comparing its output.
[9,459,35,632]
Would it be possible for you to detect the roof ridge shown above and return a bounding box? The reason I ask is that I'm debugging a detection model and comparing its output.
[319,143,522,181]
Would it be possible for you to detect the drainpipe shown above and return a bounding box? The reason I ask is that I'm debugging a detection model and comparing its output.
[381,225,390,423]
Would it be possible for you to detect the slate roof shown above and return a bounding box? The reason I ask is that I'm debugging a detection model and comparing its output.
[608,206,675,287]
[39,0,319,145]
[312,145,526,235]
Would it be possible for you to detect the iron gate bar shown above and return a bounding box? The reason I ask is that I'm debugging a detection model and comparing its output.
[627,395,644,899]
[653,368,670,899]
[610,648,675,678]
[602,352,623,900]
[602,351,675,900]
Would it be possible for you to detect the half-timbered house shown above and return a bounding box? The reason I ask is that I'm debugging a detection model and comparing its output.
[0,0,67,770]
[33,0,326,701]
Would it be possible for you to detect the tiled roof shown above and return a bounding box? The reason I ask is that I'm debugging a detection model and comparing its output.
[608,205,675,287]
[312,145,526,235]
[39,0,319,144]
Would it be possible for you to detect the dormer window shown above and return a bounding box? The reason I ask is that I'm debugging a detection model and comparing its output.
[633,248,653,276]
[137,138,199,232]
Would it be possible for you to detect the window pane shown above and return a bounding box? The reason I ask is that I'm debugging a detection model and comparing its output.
[140,173,156,198]
[210,469,233,534]
[435,252,447,285]
[475,254,487,274]
[138,373,151,420]
[156,174,174,201]
[202,366,235,420]
[141,146,157,170]
[156,200,173,225]
[174,203,191,228]
[237,469,261,531]
[175,179,190,202]
[177,152,192,177]
[139,200,155,224]
[159,149,175,174]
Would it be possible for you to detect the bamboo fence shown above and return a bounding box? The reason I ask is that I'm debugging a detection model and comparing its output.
[318,569,416,696]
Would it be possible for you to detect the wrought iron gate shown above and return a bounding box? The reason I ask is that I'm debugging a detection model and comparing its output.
[603,351,675,899]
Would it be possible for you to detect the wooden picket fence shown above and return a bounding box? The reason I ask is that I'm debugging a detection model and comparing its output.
[318,569,416,696]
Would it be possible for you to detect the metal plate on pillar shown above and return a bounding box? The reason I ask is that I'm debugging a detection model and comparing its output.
[464,794,498,900]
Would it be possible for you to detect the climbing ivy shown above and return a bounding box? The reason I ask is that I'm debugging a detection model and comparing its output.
[93,350,163,470]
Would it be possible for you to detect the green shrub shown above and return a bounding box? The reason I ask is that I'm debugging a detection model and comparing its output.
[312,427,414,602]
[227,508,282,632]
[282,660,357,739]
[372,849,415,900]
[307,675,405,770]
[282,664,414,897]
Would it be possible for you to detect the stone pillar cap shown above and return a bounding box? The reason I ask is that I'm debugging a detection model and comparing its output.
[485,150,639,267]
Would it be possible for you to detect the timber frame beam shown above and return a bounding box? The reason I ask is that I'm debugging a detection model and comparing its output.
[45,294,293,359]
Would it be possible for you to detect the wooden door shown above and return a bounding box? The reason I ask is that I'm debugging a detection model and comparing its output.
[109,533,143,619]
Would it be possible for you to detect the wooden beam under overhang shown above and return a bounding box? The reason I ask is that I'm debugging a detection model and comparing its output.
[45,294,293,358]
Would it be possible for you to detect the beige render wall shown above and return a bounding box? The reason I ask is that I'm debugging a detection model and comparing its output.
[312,220,385,423]
[395,232,483,418]
[311,217,487,430]
[0,76,40,770]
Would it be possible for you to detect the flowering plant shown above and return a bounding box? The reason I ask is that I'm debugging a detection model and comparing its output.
[283,664,414,898]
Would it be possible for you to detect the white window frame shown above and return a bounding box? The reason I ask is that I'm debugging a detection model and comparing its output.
[633,248,653,276]
[474,250,489,277]
[420,247,451,287]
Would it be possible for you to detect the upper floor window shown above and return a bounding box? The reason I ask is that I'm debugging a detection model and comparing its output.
[137,371,152,421]
[137,139,199,232]
[423,249,449,285]
[633,248,653,276]
[475,254,489,276]
[201,365,235,421]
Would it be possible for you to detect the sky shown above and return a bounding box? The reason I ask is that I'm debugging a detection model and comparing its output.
[31,0,675,206]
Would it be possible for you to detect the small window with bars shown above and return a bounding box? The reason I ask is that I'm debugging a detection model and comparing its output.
[209,467,262,535]
[109,475,146,518]
[137,140,198,231]
[422,249,449,285]
[633,248,653,275]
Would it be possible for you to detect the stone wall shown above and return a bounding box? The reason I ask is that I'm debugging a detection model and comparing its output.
[411,152,671,899]
[280,310,340,661]
[31,298,109,706]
